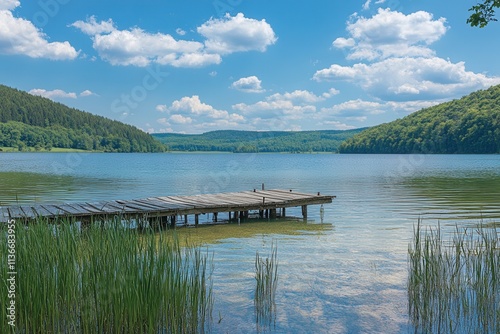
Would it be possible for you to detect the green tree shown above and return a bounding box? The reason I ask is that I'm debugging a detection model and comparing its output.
[468,0,500,27]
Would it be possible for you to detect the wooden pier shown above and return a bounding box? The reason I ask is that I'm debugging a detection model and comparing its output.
[0,189,335,227]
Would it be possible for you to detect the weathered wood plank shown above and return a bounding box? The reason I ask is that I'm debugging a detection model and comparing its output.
[40,205,66,216]
[86,201,122,214]
[32,205,56,217]
[7,206,26,218]
[20,206,37,219]
[54,204,88,216]
[0,208,10,223]
[0,189,334,224]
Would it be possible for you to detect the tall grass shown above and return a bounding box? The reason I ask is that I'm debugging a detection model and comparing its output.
[0,219,213,333]
[408,220,499,333]
[254,242,278,330]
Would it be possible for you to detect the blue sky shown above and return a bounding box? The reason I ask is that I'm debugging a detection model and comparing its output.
[1,0,499,134]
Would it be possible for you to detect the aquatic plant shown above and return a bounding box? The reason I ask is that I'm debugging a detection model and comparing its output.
[408,220,499,333]
[0,219,213,333]
[254,242,279,330]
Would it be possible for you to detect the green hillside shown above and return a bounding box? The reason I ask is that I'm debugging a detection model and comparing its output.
[153,129,365,153]
[339,85,500,154]
[0,85,165,152]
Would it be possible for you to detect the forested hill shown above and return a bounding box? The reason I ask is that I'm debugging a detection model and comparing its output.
[339,85,500,154]
[0,85,165,152]
[152,129,364,153]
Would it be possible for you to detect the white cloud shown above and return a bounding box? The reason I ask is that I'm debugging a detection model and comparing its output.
[0,5,79,60]
[156,104,168,112]
[157,118,171,126]
[322,88,340,98]
[166,95,245,122]
[323,121,356,130]
[69,16,116,35]
[80,90,96,97]
[321,99,441,118]
[72,13,275,67]
[166,52,221,68]
[267,90,325,103]
[72,17,219,68]
[313,57,500,101]
[332,37,355,49]
[209,71,217,77]
[362,0,371,10]
[232,88,338,120]
[334,9,447,60]
[169,114,193,124]
[197,13,277,54]
[322,99,384,115]
[29,89,77,99]
[91,27,214,67]
[0,0,19,10]
[231,76,265,93]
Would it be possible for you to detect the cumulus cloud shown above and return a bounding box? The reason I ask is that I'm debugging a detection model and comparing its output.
[321,99,441,118]
[71,13,276,67]
[165,95,245,122]
[29,89,77,99]
[156,104,168,112]
[0,0,19,10]
[80,90,97,97]
[29,88,97,99]
[231,76,265,93]
[69,16,116,35]
[314,57,500,101]
[0,3,79,60]
[197,13,277,54]
[92,27,217,67]
[334,9,447,60]
[232,88,339,120]
[323,121,356,130]
[169,114,193,124]
[155,96,246,133]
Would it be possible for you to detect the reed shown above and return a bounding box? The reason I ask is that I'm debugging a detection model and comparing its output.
[254,242,278,330]
[408,220,499,333]
[0,218,213,333]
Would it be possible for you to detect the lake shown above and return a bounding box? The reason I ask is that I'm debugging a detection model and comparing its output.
[1,153,499,333]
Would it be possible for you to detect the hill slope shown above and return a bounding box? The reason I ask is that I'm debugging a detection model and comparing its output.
[0,85,165,152]
[153,129,365,153]
[339,85,500,154]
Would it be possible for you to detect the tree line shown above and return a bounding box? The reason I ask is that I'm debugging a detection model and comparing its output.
[153,129,364,153]
[0,85,165,152]
[339,85,500,154]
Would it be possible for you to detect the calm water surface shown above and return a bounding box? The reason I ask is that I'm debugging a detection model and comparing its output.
[1,153,499,333]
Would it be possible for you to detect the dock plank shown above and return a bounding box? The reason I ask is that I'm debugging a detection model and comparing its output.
[0,189,334,224]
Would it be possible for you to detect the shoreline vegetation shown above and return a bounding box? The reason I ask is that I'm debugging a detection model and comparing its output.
[408,220,500,333]
[0,217,328,332]
[1,214,499,332]
[0,220,214,333]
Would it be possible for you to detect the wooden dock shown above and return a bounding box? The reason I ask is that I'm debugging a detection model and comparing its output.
[0,189,335,227]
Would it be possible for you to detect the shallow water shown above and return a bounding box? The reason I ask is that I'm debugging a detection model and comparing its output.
[1,153,499,333]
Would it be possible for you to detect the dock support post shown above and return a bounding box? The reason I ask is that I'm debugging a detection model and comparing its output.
[195,214,199,227]
[282,207,286,217]
[160,216,169,229]
[213,212,218,222]
[170,215,176,228]
[184,214,188,226]
[259,210,264,218]
[244,211,249,219]
[270,209,277,219]
[265,210,269,219]
[301,205,308,221]
[234,211,239,220]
